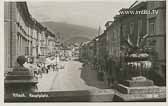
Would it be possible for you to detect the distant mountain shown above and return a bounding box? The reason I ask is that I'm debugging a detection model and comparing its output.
[64,36,90,45]
[42,21,97,44]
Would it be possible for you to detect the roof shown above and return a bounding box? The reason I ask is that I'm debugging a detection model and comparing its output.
[16,2,54,34]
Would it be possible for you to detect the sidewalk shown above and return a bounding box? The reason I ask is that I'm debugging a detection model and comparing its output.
[36,71,58,92]
[36,61,66,92]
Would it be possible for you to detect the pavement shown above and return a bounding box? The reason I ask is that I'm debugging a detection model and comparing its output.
[37,71,58,92]
[37,60,112,93]
[37,61,65,91]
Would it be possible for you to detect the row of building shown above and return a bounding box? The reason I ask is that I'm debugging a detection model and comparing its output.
[79,1,166,84]
[4,2,60,72]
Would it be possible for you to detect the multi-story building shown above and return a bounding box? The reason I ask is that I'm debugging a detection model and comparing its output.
[119,2,148,55]
[39,27,47,56]
[79,41,90,61]
[97,32,107,69]
[105,19,121,63]
[47,31,56,56]
[79,1,166,85]
[32,19,44,59]
[4,2,34,72]
[146,1,166,81]
[4,2,57,73]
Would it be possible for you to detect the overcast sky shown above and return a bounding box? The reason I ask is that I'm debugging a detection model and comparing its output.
[27,1,135,29]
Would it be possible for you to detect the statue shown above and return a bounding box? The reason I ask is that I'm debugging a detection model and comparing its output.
[13,56,29,72]
[5,56,38,93]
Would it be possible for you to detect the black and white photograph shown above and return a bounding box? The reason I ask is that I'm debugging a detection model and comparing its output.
[3,0,166,102]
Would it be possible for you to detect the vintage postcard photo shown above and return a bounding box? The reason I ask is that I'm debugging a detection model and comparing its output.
[3,0,166,102]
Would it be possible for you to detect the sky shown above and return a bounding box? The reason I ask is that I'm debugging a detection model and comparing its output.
[27,1,136,29]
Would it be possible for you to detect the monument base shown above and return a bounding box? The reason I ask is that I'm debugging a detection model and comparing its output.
[117,84,162,94]
[122,79,154,87]
[115,76,166,101]
[113,88,166,102]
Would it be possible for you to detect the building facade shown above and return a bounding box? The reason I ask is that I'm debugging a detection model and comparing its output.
[79,1,166,85]
[146,1,166,80]
[106,19,121,63]
[4,2,57,73]
[4,2,34,72]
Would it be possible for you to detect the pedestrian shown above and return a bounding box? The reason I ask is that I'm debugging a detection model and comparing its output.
[36,64,42,78]
[55,64,59,72]
[41,63,46,74]
[45,65,49,74]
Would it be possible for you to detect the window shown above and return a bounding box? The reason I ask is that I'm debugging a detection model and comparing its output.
[112,31,115,41]
[149,18,156,35]
[25,47,29,56]
[138,20,143,35]
[130,22,134,34]
[122,25,126,38]
[106,31,109,41]
[113,30,117,41]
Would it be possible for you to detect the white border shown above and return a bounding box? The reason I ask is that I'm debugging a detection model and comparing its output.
[0,0,167,106]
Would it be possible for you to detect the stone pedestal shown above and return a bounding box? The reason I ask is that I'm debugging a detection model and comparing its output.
[117,84,161,94]
[5,70,38,94]
[122,79,154,87]
[114,76,166,101]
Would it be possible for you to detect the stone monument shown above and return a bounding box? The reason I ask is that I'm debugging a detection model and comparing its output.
[113,53,166,101]
[5,56,38,94]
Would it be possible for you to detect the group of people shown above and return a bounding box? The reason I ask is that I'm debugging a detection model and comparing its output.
[34,63,59,78]
[23,55,60,79]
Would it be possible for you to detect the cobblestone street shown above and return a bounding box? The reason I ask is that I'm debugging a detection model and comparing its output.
[37,60,110,92]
